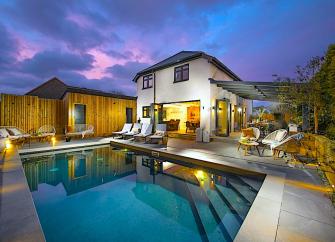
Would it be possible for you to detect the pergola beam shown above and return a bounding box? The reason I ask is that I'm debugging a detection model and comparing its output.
[209,78,288,101]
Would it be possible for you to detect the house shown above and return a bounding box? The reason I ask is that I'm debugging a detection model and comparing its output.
[0,77,137,136]
[133,51,252,137]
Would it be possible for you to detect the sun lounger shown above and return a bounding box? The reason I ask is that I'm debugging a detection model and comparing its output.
[134,123,153,141]
[146,124,167,144]
[65,124,94,139]
[0,126,31,145]
[112,123,133,137]
[123,123,142,139]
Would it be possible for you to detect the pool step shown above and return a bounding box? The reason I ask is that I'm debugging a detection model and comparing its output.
[204,184,241,240]
[227,178,258,204]
[215,183,251,220]
[185,181,232,242]
[238,176,263,191]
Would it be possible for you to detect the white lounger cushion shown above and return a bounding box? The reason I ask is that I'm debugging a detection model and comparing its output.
[124,123,142,136]
[7,128,22,136]
[147,124,167,140]
[113,123,132,134]
[0,128,10,138]
[134,123,153,137]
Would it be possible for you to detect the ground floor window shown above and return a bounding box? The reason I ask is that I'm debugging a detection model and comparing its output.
[142,106,151,118]
[160,101,200,133]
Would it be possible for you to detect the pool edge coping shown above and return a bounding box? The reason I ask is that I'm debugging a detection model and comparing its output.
[0,147,46,242]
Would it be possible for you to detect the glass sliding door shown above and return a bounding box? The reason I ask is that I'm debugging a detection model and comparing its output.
[216,99,230,136]
[126,108,133,123]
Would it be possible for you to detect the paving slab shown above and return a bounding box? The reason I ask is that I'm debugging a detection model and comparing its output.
[276,210,335,242]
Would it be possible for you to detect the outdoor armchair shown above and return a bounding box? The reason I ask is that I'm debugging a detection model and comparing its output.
[261,129,287,153]
[65,124,94,139]
[271,133,304,158]
[240,127,260,142]
[37,125,56,138]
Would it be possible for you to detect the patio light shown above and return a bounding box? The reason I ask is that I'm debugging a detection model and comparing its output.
[51,137,56,144]
[5,140,11,149]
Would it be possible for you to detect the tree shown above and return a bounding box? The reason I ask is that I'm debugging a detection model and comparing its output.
[276,43,335,138]
[318,44,335,138]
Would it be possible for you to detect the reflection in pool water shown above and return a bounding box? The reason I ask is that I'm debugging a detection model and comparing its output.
[22,145,264,242]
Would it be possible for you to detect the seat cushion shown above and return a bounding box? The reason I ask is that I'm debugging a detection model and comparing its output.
[275,131,286,142]
[262,139,274,145]
[241,128,254,138]
[148,135,163,139]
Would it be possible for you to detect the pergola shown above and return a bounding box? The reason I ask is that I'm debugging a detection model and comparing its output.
[210,78,291,101]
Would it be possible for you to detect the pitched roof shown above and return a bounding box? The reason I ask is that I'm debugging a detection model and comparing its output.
[133,50,242,82]
[26,77,136,100]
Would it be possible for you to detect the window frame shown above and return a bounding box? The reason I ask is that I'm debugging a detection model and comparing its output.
[142,106,151,118]
[142,74,153,89]
[174,64,189,83]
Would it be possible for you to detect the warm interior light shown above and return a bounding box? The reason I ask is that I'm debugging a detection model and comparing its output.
[51,137,56,142]
[5,140,11,149]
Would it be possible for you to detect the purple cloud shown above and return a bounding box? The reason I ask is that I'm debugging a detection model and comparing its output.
[0,0,334,98]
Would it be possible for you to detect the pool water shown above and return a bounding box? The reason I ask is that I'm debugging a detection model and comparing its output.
[22,145,264,242]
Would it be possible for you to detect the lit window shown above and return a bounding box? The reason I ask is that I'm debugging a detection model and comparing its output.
[143,74,153,89]
[142,106,151,118]
[174,64,189,82]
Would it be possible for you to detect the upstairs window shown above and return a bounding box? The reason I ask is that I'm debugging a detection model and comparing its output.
[143,74,153,89]
[174,64,189,83]
[142,106,151,118]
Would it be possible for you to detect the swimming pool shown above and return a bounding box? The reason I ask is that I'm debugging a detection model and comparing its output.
[22,145,264,242]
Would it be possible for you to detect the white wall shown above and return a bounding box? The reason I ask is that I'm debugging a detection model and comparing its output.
[136,57,252,135]
[136,58,212,132]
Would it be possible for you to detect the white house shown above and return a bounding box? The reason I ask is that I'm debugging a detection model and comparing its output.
[133,51,252,137]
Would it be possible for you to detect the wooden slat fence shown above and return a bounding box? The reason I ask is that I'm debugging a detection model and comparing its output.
[0,94,64,134]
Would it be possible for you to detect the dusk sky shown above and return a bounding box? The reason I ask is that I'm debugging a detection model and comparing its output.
[0,0,334,96]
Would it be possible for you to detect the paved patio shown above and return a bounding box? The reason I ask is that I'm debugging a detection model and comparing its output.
[1,136,335,242]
